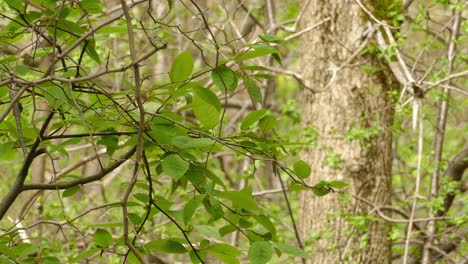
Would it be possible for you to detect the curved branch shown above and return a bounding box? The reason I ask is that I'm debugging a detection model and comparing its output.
[0,113,54,220]
[22,146,136,191]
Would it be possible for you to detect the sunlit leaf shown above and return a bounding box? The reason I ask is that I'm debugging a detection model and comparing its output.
[241,109,268,131]
[93,229,113,248]
[272,242,310,258]
[192,87,221,129]
[183,194,206,225]
[248,241,273,264]
[194,225,223,240]
[62,186,80,198]
[259,34,284,43]
[329,180,349,189]
[162,154,189,180]
[4,0,24,11]
[218,186,259,211]
[170,51,194,82]
[212,66,237,93]
[235,44,278,62]
[259,115,276,132]
[293,160,311,178]
[145,239,187,253]
[243,76,262,104]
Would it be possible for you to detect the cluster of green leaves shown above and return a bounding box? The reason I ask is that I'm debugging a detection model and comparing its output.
[0,1,346,263]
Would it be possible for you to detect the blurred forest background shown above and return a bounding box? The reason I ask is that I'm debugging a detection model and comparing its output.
[0,0,466,263]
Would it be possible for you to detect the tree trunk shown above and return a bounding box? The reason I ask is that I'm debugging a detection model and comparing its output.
[298,1,396,263]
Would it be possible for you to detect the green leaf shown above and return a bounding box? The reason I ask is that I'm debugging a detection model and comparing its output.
[243,76,263,104]
[218,186,259,211]
[289,181,308,192]
[97,134,118,156]
[72,248,101,261]
[208,251,240,264]
[149,124,187,147]
[293,160,311,178]
[5,0,24,11]
[203,197,224,222]
[272,53,282,65]
[145,239,187,254]
[258,115,276,132]
[212,66,237,93]
[206,243,242,263]
[162,154,189,181]
[240,65,269,71]
[172,136,214,149]
[272,242,310,258]
[62,186,80,198]
[56,19,84,36]
[259,34,284,43]
[183,194,206,225]
[170,51,194,82]
[85,41,102,64]
[41,256,60,264]
[254,215,276,238]
[248,241,273,264]
[208,243,242,256]
[42,83,75,111]
[93,229,113,248]
[235,44,278,62]
[190,250,207,264]
[128,213,141,226]
[80,0,103,14]
[0,142,17,161]
[329,180,349,189]
[96,26,128,33]
[17,243,38,258]
[194,225,223,240]
[312,181,331,196]
[192,87,221,129]
[219,225,237,237]
[133,193,150,203]
[240,109,268,131]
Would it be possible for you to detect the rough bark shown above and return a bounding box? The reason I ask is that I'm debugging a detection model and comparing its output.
[298,1,396,263]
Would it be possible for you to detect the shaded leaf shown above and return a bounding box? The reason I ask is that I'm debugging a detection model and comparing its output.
[85,40,102,64]
[312,181,332,196]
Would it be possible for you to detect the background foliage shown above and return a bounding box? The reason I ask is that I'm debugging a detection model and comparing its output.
[0,0,466,263]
